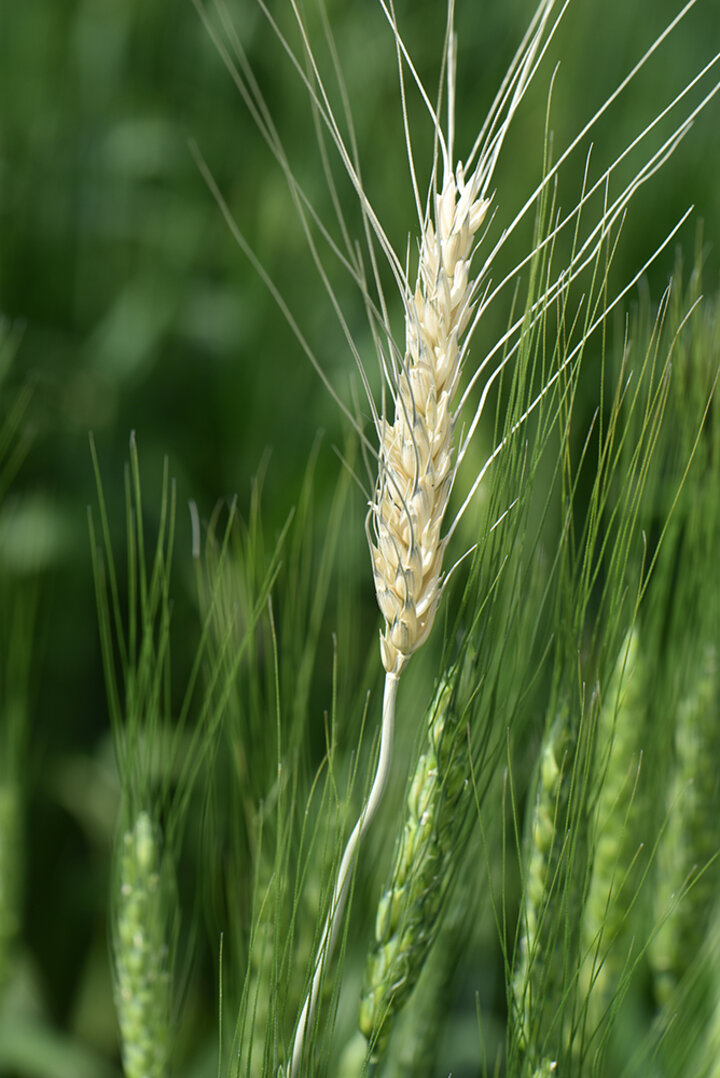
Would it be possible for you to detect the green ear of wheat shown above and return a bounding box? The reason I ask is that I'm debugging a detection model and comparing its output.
[114,811,174,1078]
[512,704,575,1064]
[580,628,649,1037]
[650,646,720,1006]
[359,672,468,1060]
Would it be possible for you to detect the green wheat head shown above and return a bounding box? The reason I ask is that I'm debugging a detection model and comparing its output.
[370,903,467,1078]
[359,669,470,1059]
[114,810,174,1078]
[512,704,575,1062]
[650,647,720,1005]
[580,629,649,1030]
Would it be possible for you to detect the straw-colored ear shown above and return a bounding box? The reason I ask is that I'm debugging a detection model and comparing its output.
[370,168,488,675]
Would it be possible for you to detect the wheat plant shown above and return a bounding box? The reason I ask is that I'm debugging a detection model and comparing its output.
[4,2,720,1078]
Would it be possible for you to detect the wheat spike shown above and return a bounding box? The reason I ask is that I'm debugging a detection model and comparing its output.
[114,811,173,1078]
[370,168,488,675]
[359,674,468,1057]
[512,707,574,1058]
[650,645,720,1006]
[580,628,647,1027]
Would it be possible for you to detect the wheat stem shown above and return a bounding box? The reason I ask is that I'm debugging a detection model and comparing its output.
[289,670,399,1077]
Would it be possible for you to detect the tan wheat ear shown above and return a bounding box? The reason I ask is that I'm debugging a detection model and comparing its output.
[370,167,489,676]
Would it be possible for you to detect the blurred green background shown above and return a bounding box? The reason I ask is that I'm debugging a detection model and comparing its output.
[0,0,718,1073]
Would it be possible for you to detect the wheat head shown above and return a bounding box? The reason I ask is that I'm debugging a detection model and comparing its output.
[512,706,574,1058]
[359,672,468,1057]
[370,168,488,676]
[650,645,720,1006]
[580,628,647,1027]
[114,811,172,1078]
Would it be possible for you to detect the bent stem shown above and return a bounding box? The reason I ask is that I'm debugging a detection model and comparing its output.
[290,670,400,1077]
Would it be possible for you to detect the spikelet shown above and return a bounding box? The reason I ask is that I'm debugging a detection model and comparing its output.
[0,780,20,993]
[359,674,468,1055]
[114,811,173,1078]
[513,707,574,1058]
[650,646,720,1006]
[369,167,489,675]
[580,628,647,1025]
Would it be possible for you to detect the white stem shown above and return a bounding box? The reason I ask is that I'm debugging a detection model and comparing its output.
[289,670,401,1077]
